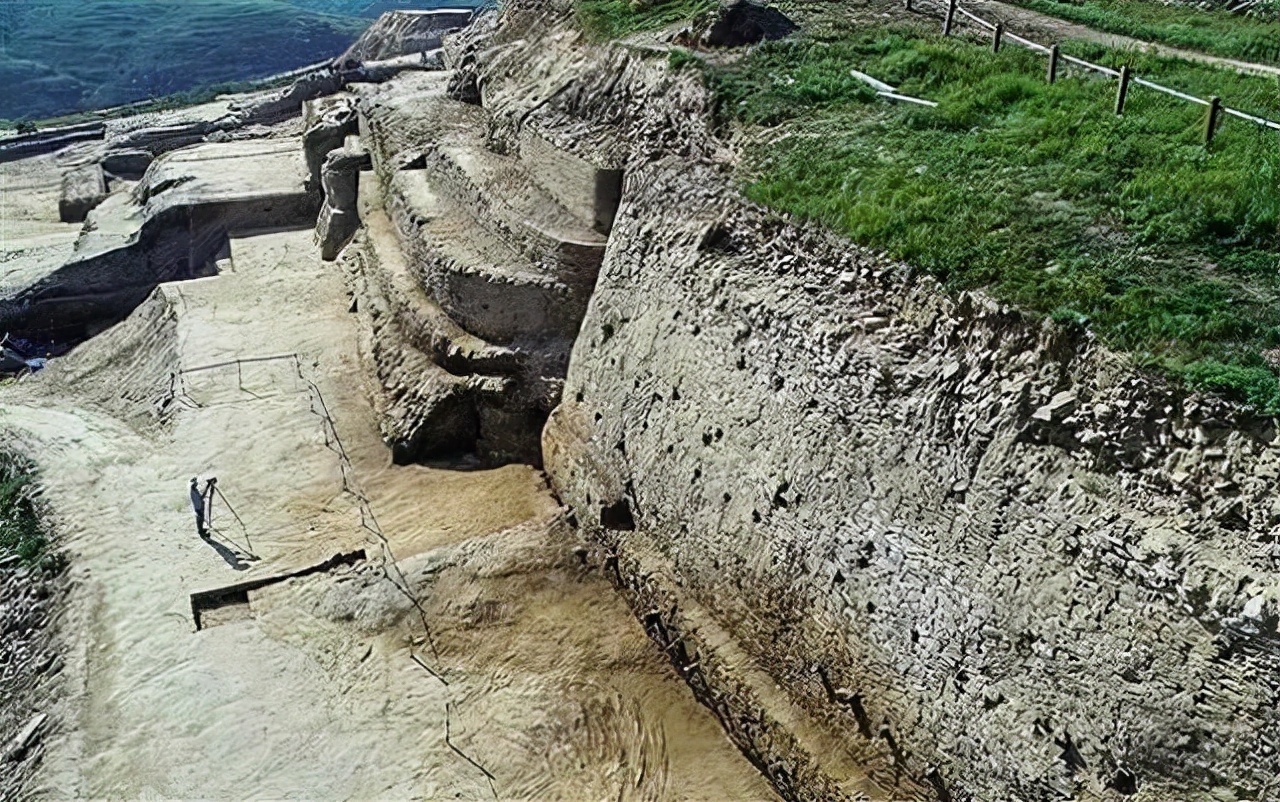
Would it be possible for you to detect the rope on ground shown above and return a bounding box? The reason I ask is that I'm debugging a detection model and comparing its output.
[294,364,499,801]
[168,352,500,798]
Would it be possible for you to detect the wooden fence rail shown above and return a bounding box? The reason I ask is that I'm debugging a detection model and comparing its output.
[909,0,1280,143]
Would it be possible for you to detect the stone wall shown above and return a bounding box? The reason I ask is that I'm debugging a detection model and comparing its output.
[447,2,1280,800]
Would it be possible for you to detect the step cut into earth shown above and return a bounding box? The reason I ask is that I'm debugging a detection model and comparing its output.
[1,1,1278,801]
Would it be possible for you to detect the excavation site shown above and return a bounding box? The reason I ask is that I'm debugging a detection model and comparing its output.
[1,1,1278,800]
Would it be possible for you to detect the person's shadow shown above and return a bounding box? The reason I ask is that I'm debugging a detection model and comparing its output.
[201,530,251,571]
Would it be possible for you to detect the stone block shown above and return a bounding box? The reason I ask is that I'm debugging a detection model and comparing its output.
[58,164,109,223]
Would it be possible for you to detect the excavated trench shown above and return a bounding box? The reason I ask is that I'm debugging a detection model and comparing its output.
[0,27,790,800]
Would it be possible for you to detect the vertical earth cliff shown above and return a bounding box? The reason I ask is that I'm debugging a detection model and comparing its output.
[421,2,1280,801]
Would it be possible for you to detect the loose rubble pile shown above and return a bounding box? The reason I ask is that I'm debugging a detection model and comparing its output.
[0,563,65,801]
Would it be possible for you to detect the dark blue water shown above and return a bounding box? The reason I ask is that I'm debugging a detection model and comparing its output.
[0,0,483,122]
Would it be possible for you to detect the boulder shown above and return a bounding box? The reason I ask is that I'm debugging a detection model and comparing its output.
[58,164,109,224]
[337,10,476,66]
[315,143,371,261]
[700,1,797,47]
[101,149,154,180]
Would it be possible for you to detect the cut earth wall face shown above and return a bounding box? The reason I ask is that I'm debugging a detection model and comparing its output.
[454,3,1280,799]
[543,158,1280,802]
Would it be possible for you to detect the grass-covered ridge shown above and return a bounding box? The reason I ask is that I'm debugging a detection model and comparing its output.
[575,0,718,40]
[0,453,51,568]
[1001,0,1280,67]
[708,30,1280,409]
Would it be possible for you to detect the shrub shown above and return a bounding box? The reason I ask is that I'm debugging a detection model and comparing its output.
[0,454,51,568]
[576,0,719,40]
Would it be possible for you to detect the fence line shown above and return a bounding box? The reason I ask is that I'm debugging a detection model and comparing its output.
[1059,52,1121,78]
[917,0,1280,142]
[1003,30,1050,54]
[1130,75,1212,106]
[956,5,996,30]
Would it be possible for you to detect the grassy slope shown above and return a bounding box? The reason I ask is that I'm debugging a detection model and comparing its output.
[570,0,1280,409]
[1000,0,1280,67]
[575,0,719,39]
[0,453,50,567]
[703,30,1280,410]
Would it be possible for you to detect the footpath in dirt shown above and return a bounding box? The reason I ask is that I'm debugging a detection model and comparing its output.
[0,216,776,799]
[911,0,1280,78]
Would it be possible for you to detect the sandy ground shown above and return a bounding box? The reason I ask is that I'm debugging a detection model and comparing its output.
[0,224,775,800]
[0,155,83,296]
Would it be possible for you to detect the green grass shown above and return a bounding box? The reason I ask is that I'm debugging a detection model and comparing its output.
[0,453,51,568]
[1002,0,1280,66]
[575,0,719,40]
[708,31,1280,410]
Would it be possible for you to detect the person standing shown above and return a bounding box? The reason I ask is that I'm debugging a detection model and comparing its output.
[190,477,207,537]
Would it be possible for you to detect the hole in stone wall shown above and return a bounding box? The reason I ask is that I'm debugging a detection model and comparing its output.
[593,169,624,235]
[926,768,953,802]
[1107,769,1138,796]
[600,499,636,531]
[1055,732,1087,774]
[772,481,791,509]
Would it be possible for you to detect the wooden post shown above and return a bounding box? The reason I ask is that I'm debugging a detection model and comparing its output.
[993,23,1004,53]
[1114,65,1131,115]
[1047,44,1060,84]
[943,0,958,35]
[1205,96,1223,145]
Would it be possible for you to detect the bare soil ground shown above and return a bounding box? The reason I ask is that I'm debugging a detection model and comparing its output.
[0,222,775,800]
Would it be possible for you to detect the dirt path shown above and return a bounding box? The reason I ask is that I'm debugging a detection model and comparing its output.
[945,0,1280,78]
[0,225,776,800]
